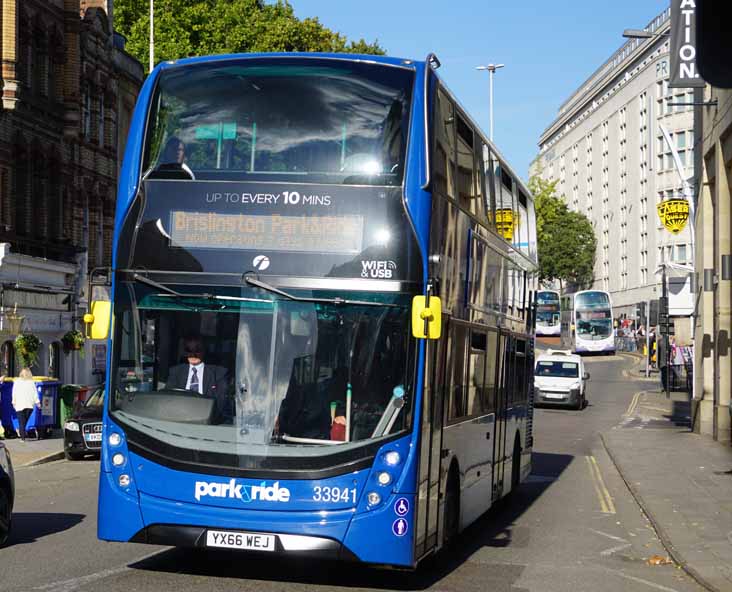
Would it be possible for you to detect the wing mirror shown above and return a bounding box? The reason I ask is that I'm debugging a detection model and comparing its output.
[84,300,111,340]
[583,372,591,381]
[411,295,442,339]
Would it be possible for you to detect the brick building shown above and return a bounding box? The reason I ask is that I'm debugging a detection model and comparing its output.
[0,0,143,383]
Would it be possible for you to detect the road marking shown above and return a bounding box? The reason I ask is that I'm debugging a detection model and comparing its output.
[641,405,670,414]
[600,542,632,556]
[601,568,683,592]
[589,528,628,543]
[32,549,162,592]
[624,390,644,417]
[586,455,616,514]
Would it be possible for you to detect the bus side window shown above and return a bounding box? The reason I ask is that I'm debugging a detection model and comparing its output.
[482,144,496,229]
[456,113,481,217]
[482,330,499,413]
[514,339,528,404]
[467,330,486,416]
[447,324,468,421]
[433,89,456,200]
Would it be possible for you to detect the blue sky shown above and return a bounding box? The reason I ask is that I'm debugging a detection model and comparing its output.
[292,0,669,182]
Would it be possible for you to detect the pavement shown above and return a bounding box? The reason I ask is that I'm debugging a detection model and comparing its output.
[1,429,65,466]
[602,386,732,592]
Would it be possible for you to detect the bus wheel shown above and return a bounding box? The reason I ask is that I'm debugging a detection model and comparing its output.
[443,467,459,546]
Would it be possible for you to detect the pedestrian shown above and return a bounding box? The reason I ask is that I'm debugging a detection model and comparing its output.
[657,334,669,391]
[0,374,5,440]
[671,337,684,387]
[12,368,39,441]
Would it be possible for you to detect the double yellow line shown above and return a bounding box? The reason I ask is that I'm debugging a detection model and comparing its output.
[586,455,616,514]
[624,391,644,417]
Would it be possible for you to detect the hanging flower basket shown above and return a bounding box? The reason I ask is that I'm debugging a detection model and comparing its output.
[62,330,85,356]
[15,333,41,369]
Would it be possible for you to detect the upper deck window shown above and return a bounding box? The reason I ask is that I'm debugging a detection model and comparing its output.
[144,58,414,186]
[575,291,610,309]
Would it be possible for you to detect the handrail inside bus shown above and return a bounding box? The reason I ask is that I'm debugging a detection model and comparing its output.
[421,53,440,190]
[280,435,343,446]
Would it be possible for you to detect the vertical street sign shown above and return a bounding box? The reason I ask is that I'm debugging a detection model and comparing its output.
[670,0,705,88]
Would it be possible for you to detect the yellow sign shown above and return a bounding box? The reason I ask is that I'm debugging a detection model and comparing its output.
[656,199,690,234]
[494,208,516,242]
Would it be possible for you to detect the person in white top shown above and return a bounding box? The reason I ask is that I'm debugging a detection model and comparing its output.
[12,368,39,441]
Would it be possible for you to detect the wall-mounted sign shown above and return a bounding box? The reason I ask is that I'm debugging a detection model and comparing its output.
[494,208,516,242]
[670,0,704,88]
[656,198,690,234]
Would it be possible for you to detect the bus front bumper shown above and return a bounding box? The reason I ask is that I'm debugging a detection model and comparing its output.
[130,523,359,561]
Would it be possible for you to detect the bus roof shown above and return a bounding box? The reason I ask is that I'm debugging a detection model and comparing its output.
[157,52,416,71]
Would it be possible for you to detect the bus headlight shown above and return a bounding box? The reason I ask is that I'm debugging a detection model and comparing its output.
[112,453,126,467]
[108,433,122,446]
[377,471,392,486]
[384,451,401,466]
[118,474,131,487]
[64,421,80,432]
[367,492,381,506]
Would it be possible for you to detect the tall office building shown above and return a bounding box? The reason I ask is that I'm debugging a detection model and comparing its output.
[535,7,694,341]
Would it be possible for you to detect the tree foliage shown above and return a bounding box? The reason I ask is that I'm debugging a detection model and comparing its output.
[115,0,385,67]
[528,173,597,290]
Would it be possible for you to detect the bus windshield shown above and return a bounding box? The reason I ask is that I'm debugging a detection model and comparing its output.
[109,279,415,469]
[143,58,413,185]
[575,291,610,309]
[536,291,559,305]
[536,291,560,327]
[576,311,612,339]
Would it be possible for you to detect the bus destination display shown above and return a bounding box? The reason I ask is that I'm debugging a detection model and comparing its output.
[170,211,365,254]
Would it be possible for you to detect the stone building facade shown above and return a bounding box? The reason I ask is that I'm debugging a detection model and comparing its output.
[535,8,696,342]
[694,82,732,443]
[0,0,142,383]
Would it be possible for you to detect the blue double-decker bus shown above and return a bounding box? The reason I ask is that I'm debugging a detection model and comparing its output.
[91,52,538,568]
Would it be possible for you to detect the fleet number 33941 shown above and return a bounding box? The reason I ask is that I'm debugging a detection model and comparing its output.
[313,486,357,504]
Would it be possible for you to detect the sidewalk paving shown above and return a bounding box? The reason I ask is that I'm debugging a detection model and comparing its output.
[602,389,732,592]
[1,430,65,467]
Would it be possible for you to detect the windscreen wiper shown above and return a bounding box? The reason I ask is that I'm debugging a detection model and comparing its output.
[243,275,399,308]
[131,273,268,306]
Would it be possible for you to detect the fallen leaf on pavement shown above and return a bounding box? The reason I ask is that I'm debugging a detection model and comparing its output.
[646,555,672,566]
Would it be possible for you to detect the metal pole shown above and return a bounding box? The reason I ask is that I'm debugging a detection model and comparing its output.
[646,299,651,377]
[489,68,494,141]
[663,265,671,398]
[149,0,154,73]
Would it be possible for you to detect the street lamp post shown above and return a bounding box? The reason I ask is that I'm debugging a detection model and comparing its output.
[475,64,505,141]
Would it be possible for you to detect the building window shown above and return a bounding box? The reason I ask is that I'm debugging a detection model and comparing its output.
[676,244,687,262]
[98,95,105,147]
[82,89,92,140]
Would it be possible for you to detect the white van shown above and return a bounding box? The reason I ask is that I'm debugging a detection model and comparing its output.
[534,350,590,410]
